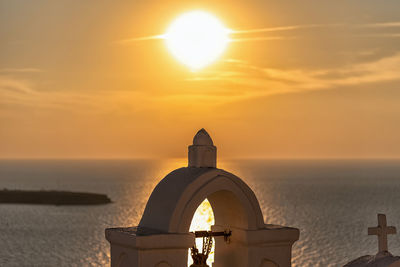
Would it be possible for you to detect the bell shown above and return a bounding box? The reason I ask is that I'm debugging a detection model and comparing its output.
[190,246,209,267]
[190,235,213,267]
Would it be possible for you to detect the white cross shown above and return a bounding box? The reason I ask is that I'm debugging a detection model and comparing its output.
[368,214,397,253]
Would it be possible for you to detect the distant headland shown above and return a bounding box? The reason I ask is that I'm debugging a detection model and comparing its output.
[0,189,112,205]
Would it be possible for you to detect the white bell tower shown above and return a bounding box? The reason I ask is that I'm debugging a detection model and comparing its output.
[106,129,299,267]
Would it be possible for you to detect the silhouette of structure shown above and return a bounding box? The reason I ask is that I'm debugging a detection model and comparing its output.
[0,189,111,205]
[105,129,299,267]
[344,214,400,267]
[368,214,397,254]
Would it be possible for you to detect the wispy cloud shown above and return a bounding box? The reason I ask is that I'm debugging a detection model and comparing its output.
[358,33,400,38]
[230,36,295,42]
[0,68,44,73]
[231,24,325,34]
[117,24,317,44]
[118,21,400,45]
[0,68,44,95]
[364,22,400,28]
[0,76,34,94]
[0,74,149,116]
[116,34,164,45]
[185,53,400,103]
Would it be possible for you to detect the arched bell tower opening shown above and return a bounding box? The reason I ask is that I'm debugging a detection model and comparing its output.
[187,188,261,267]
[188,198,215,266]
[106,129,300,267]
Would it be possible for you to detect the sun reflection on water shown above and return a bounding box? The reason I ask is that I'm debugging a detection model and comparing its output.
[188,198,215,267]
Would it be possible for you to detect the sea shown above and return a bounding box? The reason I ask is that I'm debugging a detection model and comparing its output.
[1,159,400,267]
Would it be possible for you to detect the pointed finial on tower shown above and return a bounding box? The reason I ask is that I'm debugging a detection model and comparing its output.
[188,129,217,168]
[193,128,214,146]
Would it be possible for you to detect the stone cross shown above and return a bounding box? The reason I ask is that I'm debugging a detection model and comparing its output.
[368,214,397,253]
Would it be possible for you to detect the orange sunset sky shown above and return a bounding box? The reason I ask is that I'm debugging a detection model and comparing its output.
[1,0,400,159]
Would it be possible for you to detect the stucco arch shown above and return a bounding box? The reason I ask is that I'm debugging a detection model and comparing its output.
[139,168,265,234]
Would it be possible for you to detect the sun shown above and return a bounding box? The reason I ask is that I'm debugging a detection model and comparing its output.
[164,11,230,71]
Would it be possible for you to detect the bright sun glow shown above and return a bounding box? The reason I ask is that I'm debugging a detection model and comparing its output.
[188,198,215,266]
[164,11,230,70]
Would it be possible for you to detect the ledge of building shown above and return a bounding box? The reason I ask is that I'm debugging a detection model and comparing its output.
[105,227,194,249]
[212,224,300,246]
